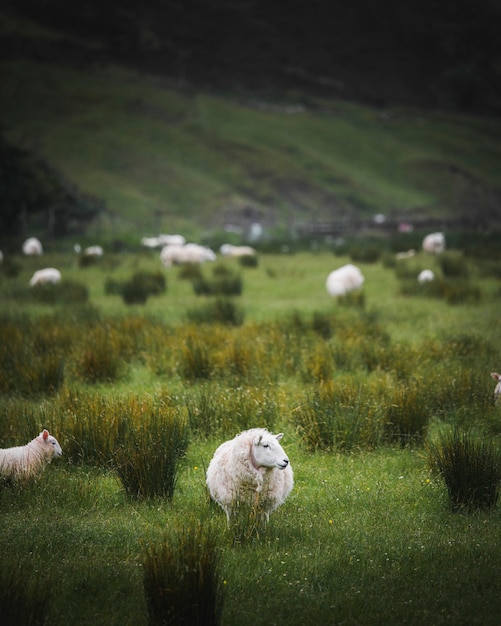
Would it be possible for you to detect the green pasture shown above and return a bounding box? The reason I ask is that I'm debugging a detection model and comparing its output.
[1,243,501,625]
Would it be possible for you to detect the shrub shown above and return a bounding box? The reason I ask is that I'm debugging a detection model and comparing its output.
[427,428,501,512]
[143,521,225,626]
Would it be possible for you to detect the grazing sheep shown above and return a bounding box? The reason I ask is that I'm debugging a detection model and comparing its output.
[84,245,103,257]
[326,263,364,297]
[160,243,216,267]
[22,237,43,255]
[29,267,62,287]
[0,429,62,478]
[417,269,435,284]
[422,232,445,254]
[490,372,501,404]
[395,249,416,260]
[142,234,186,249]
[220,243,256,257]
[206,428,293,523]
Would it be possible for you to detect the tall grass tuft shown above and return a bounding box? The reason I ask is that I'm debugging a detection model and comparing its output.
[0,560,52,626]
[0,317,65,396]
[186,298,244,326]
[384,380,431,445]
[192,270,242,296]
[113,411,188,499]
[427,427,501,512]
[143,520,225,626]
[185,384,280,438]
[295,380,384,452]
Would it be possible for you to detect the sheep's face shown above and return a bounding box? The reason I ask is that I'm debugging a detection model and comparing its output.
[40,430,63,458]
[251,433,290,470]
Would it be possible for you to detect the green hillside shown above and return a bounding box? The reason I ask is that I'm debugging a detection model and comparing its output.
[1,13,501,244]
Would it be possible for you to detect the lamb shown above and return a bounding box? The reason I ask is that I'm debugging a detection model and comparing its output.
[220,243,256,257]
[22,237,43,255]
[0,429,62,478]
[206,428,293,523]
[326,263,364,297]
[417,269,435,283]
[29,267,62,287]
[422,232,445,254]
[490,372,501,404]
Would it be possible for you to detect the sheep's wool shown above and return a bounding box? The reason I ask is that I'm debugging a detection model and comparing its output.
[206,428,293,522]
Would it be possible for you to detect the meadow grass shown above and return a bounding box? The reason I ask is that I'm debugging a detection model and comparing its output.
[0,247,501,624]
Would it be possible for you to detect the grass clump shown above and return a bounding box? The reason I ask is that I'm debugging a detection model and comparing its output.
[105,270,166,304]
[143,520,225,626]
[427,427,501,512]
[113,411,188,499]
[186,298,244,326]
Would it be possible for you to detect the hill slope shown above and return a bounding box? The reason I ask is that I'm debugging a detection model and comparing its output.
[1,11,501,242]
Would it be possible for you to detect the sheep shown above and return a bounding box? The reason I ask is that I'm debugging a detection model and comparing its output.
[220,243,256,257]
[22,237,43,255]
[490,372,501,404]
[422,232,445,254]
[83,245,103,257]
[417,269,435,284]
[160,243,216,267]
[326,263,364,297]
[206,428,293,524]
[29,267,62,287]
[395,249,416,260]
[142,234,186,249]
[0,429,62,478]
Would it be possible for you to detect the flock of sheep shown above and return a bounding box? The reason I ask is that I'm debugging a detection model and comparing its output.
[3,228,498,523]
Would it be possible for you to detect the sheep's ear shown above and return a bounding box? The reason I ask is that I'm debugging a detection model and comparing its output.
[491,372,500,381]
[42,429,49,441]
[275,433,284,441]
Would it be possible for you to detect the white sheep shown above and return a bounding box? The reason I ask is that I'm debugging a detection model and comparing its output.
[417,269,435,284]
[83,245,103,257]
[0,429,62,478]
[220,243,256,257]
[29,267,62,287]
[326,263,364,297]
[160,243,216,267]
[22,237,43,255]
[206,428,293,523]
[395,249,416,260]
[142,234,186,249]
[490,372,501,404]
[422,232,445,254]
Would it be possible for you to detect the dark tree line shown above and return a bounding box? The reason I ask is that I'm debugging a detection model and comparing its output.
[3,0,501,113]
[0,134,104,239]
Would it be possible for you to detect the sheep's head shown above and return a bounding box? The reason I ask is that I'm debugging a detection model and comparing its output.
[251,432,290,470]
[39,429,63,459]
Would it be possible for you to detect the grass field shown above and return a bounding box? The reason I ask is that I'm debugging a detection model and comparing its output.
[1,243,500,625]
